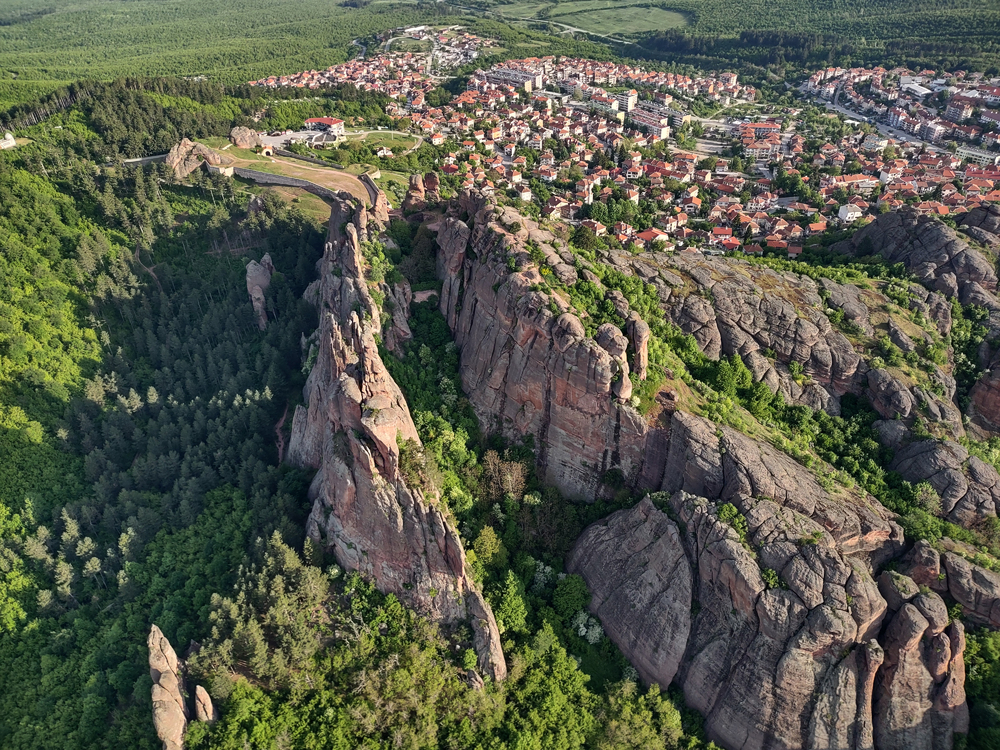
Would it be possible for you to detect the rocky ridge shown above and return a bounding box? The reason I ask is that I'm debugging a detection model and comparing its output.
[165,138,234,179]
[568,410,978,750]
[286,189,506,680]
[432,191,968,502]
[435,190,662,500]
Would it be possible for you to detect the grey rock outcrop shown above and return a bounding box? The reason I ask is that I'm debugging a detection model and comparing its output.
[229,126,260,149]
[246,253,274,330]
[833,207,999,317]
[890,440,1000,527]
[959,203,1000,239]
[866,369,963,435]
[437,216,471,330]
[286,192,506,680]
[822,277,875,336]
[148,625,188,750]
[165,138,233,179]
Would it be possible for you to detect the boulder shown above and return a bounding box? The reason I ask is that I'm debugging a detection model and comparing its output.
[165,138,233,179]
[822,277,874,336]
[229,126,260,149]
[193,685,218,724]
[959,203,1000,237]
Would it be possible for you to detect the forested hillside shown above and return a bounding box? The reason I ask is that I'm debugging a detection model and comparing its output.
[1,25,1000,746]
[0,81,721,750]
[0,0,444,107]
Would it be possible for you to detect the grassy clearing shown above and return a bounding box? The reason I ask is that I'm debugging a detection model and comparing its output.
[265,186,333,225]
[389,37,434,53]
[227,154,370,201]
[549,5,688,33]
[495,1,551,16]
[345,131,418,152]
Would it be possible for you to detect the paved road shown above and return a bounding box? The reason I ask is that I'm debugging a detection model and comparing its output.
[821,85,943,154]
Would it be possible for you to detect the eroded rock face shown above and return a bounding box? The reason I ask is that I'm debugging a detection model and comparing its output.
[568,497,692,687]
[833,207,999,315]
[902,540,1000,629]
[148,625,188,750]
[246,253,274,330]
[434,192,660,500]
[165,138,233,179]
[229,126,260,149]
[890,440,1000,527]
[873,577,969,750]
[287,192,506,680]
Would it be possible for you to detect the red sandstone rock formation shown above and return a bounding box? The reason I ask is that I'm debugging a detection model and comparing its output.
[286,191,506,681]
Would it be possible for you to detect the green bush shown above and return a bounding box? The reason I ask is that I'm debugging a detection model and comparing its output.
[553,574,592,621]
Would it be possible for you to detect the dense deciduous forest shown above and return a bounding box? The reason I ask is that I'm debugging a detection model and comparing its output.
[0,10,999,742]
[0,80,727,750]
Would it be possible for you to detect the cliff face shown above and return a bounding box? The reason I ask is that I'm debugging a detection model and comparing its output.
[286,191,506,680]
[436,192,662,500]
[569,411,975,750]
[833,207,999,313]
[434,192,968,502]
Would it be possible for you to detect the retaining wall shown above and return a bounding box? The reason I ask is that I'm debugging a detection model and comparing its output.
[233,167,342,201]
